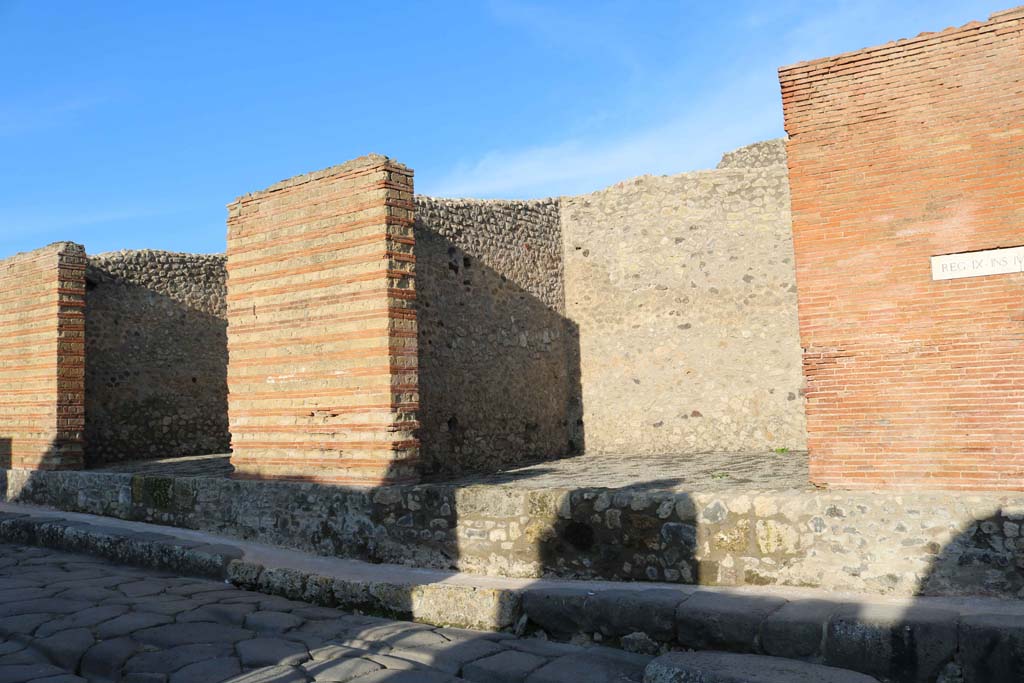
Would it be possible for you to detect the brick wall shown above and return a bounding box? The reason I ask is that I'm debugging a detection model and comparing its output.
[226,155,418,485]
[0,242,86,469]
[780,7,1024,489]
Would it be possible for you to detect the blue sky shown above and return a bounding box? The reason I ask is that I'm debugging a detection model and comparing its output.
[0,1,1011,257]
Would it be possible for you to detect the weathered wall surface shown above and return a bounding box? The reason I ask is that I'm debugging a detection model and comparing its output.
[226,155,418,485]
[84,250,229,465]
[414,196,580,475]
[561,140,806,455]
[0,243,86,470]
[8,467,1024,598]
[780,8,1024,490]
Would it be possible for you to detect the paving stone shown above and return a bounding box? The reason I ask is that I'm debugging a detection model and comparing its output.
[0,642,24,656]
[168,657,241,683]
[645,651,881,683]
[121,675,167,683]
[32,628,95,671]
[0,599,92,618]
[387,638,505,674]
[135,622,254,647]
[35,605,130,638]
[118,580,167,597]
[525,652,644,683]
[0,665,68,683]
[230,666,311,682]
[124,643,234,674]
[0,588,56,604]
[178,603,255,625]
[27,675,87,683]
[238,637,311,668]
[96,611,174,639]
[760,599,841,659]
[55,586,125,603]
[585,589,685,641]
[127,598,200,616]
[80,637,142,682]
[823,605,958,683]
[350,671,458,683]
[462,650,549,683]
[675,592,787,653]
[522,588,592,639]
[958,613,1024,683]
[504,639,582,658]
[303,655,383,682]
[245,610,305,633]
[0,613,56,636]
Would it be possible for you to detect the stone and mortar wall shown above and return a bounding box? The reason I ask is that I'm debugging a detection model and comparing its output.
[780,8,1024,490]
[8,468,1024,599]
[560,140,806,455]
[0,242,86,470]
[414,196,580,475]
[226,155,418,485]
[84,250,229,465]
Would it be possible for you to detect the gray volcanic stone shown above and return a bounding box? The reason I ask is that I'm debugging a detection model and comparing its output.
[231,666,311,682]
[675,592,787,652]
[586,589,686,641]
[96,611,174,639]
[824,605,958,683]
[237,637,311,668]
[245,610,305,633]
[526,652,645,682]
[350,671,457,683]
[0,664,68,683]
[303,655,383,682]
[80,637,142,682]
[522,588,592,639]
[645,652,880,682]
[760,599,842,659]
[387,638,505,674]
[462,650,549,683]
[135,622,253,646]
[958,613,1024,683]
[32,628,94,671]
[125,643,234,674]
[36,605,129,637]
[168,657,240,683]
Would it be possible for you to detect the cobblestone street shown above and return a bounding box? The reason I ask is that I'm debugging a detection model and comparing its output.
[0,544,648,683]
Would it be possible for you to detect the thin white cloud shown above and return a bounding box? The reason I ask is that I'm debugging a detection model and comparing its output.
[423,70,783,199]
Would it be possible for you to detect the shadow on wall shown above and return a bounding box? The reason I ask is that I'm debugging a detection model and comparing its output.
[0,440,9,470]
[84,264,229,466]
[414,221,584,477]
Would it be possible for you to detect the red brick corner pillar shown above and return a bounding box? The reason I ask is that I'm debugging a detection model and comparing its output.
[226,155,418,485]
[0,242,86,470]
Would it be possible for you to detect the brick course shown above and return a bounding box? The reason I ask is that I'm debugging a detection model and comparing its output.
[226,155,418,485]
[780,7,1024,489]
[0,242,86,469]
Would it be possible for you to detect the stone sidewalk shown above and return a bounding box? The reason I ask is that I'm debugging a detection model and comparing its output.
[93,450,811,492]
[1,502,1021,682]
[0,543,651,683]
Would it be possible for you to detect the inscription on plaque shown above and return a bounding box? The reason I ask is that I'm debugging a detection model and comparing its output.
[931,246,1024,281]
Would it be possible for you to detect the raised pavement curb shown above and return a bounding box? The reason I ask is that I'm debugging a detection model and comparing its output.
[2,502,1023,682]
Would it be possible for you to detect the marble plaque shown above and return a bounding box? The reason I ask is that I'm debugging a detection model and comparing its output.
[931,245,1024,281]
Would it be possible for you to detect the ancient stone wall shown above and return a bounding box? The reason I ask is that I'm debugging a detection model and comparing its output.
[84,250,229,465]
[780,8,1024,490]
[560,140,806,455]
[0,242,86,469]
[226,155,418,485]
[9,467,1024,598]
[414,196,580,475]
